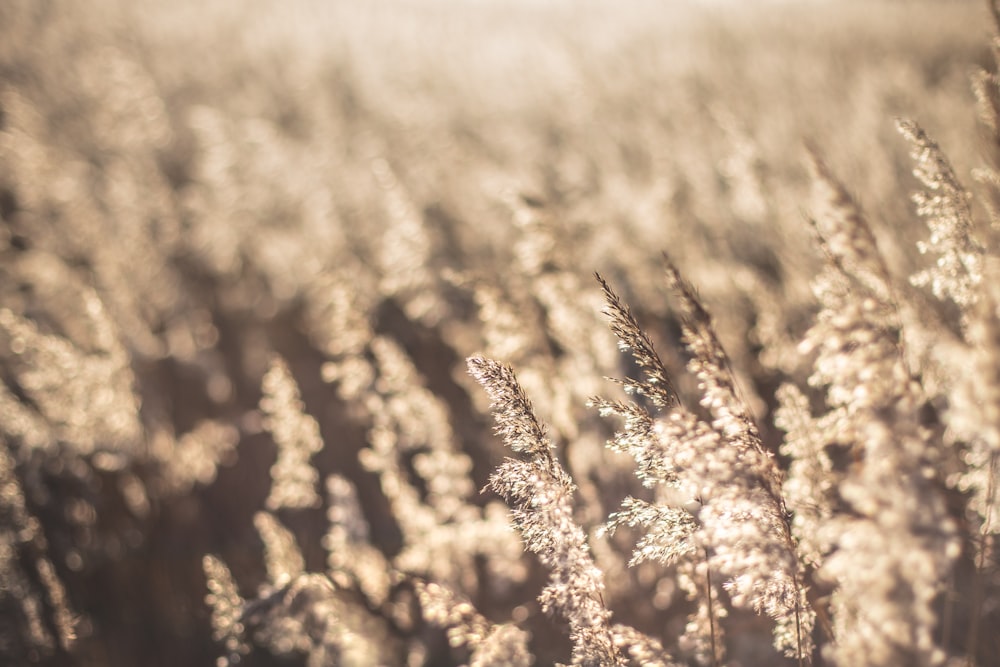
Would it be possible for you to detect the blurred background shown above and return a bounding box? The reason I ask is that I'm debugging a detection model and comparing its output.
[0,0,992,664]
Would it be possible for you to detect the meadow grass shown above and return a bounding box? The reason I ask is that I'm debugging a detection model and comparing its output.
[0,0,997,664]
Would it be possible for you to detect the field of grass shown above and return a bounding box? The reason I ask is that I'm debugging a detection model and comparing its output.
[1,0,999,665]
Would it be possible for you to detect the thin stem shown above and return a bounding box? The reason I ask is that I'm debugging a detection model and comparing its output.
[705,549,718,667]
[795,593,804,667]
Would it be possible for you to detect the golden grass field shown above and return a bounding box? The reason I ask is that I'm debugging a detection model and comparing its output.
[1,1,999,665]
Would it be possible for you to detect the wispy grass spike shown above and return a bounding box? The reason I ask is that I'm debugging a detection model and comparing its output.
[596,272,677,409]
